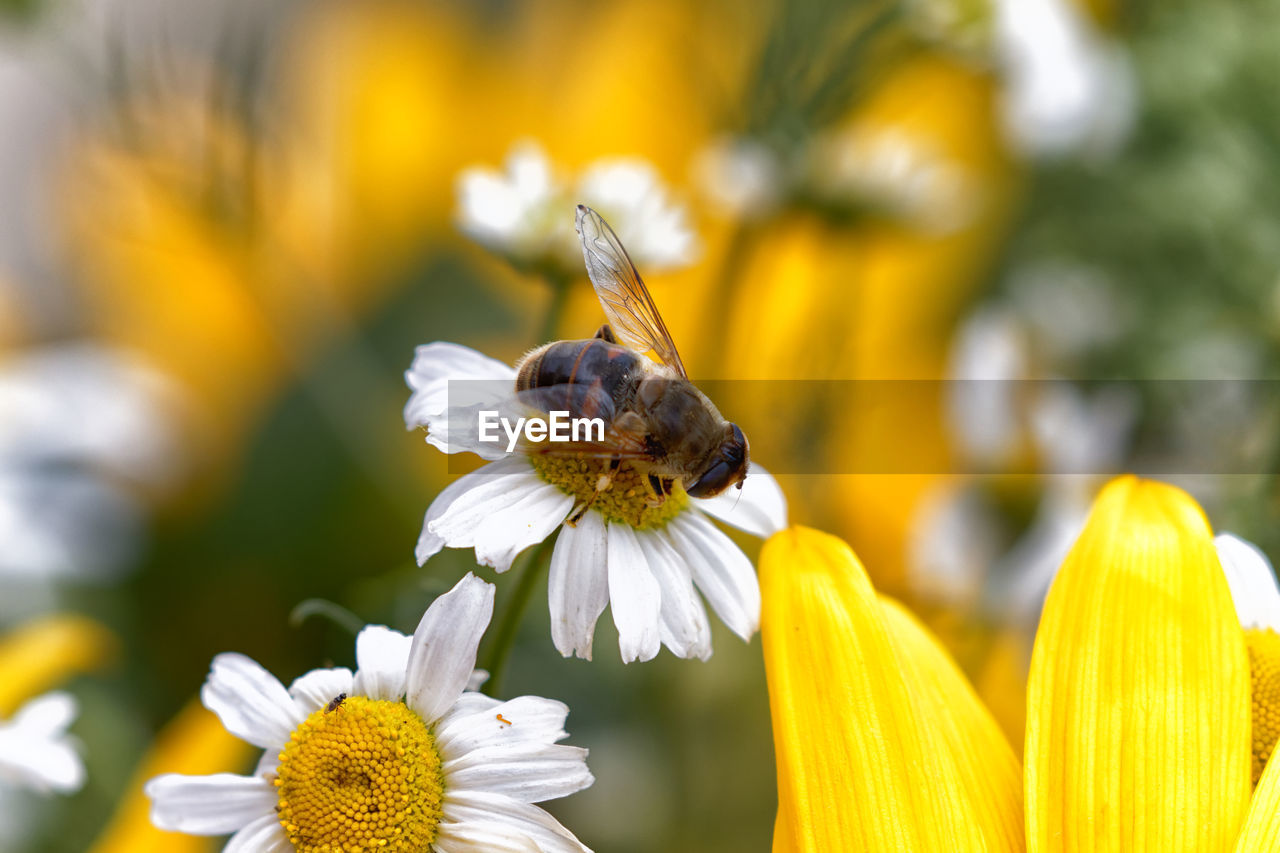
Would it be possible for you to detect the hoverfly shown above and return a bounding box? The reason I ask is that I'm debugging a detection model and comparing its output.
[499,205,748,522]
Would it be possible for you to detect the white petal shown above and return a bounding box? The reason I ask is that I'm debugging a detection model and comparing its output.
[636,530,712,661]
[405,574,496,725]
[417,462,518,565]
[1217,533,1280,632]
[200,653,301,750]
[666,512,760,641]
[352,625,413,701]
[436,692,505,730]
[404,342,515,429]
[10,691,76,737]
[144,773,276,835]
[694,464,787,537]
[441,789,592,853]
[444,742,593,803]
[467,669,491,692]
[435,823,542,853]
[437,696,572,759]
[548,512,609,660]
[420,457,572,572]
[606,523,662,663]
[287,667,353,714]
[0,713,83,793]
[224,812,293,853]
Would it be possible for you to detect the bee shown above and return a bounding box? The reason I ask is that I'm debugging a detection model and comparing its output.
[325,693,347,713]
[511,205,749,521]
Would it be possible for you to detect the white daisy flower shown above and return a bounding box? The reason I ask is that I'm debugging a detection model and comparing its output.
[145,574,595,853]
[455,140,696,275]
[0,691,83,795]
[404,343,788,664]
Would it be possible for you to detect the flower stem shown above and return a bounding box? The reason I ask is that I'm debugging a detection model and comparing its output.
[538,270,573,343]
[480,532,557,697]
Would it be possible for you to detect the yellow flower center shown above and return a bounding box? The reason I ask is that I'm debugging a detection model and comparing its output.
[274,695,444,851]
[1246,627,1280,786]
[530,456,688,529]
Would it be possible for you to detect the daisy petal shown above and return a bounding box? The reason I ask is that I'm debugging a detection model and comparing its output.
[696,463,787,537]
[442,789,591,853]
[200,653,302,749]
[418,459,527,565]
[548,512,609,660]
[406,573,496,725]
[467,669,491,692]
[287,667,353,714]
[0,713,82,793]
[425,459,573,572]
[606,523,662,663]
[667,512,761,641]
[436,696,572,759]
[404,342,515,432]
[444,742,593,803]
[11,691,77,737]
[145,773,276,835]
[637,530,712,660]
[434,823,541,853]
[1216,533,1280,632]
[224,812,293,853]
[352,626,413,701]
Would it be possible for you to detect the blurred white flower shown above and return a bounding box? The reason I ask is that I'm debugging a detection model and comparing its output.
[456,140,697,275]
[692,137,784,220]
[147,573,594,853]
[908,483,1003,607]
[946,307,1029,469]
[0,344,183,581]
[995,0,1136,159]
[405,342,787,663]
[807,125,976,233]
[0,691,83,796]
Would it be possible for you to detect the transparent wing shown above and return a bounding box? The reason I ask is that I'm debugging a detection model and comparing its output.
[575,204,688,378]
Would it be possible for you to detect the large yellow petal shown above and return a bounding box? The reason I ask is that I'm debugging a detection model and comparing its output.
[1025,476,1251,851]
[89,698,256,853]
[881,597,1025,851]
[0,615,116,716]
[1235,748,1280,851]
[762,525,990,851]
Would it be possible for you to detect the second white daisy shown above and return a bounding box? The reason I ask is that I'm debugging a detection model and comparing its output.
[146,573,594,852]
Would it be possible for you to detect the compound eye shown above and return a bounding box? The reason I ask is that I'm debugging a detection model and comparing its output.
[687,460,736,498]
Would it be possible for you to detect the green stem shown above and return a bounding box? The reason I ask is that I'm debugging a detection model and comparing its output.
[703,222,757,378]
[480,533,557,696]
[289,598,366,637]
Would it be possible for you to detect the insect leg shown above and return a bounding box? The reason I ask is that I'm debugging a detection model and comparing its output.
[568,457,623,525]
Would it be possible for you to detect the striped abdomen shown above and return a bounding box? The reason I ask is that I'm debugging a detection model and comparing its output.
[515,339,644,422]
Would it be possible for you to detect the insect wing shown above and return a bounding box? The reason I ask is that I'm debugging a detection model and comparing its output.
[575,205,688,378]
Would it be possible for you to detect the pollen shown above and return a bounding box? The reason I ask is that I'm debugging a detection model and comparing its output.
[530,456,687,529]
[274,695,444,852]
[1246,627,1280,786]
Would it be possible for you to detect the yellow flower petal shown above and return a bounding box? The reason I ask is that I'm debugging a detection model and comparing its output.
[1025,476,1250,851]
[762,525,991,851]
[1235,750,1280,851]
[880,597,1025,851]
[0,615,116,716]
[89,698,256,853]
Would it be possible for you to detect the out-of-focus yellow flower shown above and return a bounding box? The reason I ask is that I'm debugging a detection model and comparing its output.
[88,699,255,853]
[766,477,1280,851]
[0,614,115,716]
[762,526,1021,852]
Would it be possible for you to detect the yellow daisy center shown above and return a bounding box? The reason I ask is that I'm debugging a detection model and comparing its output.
[530,455,688,529]
[274,695,444,851]
[1246,627,1280,785]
